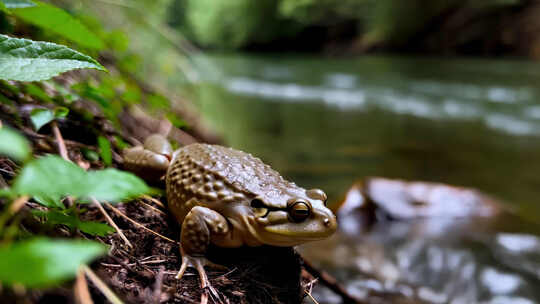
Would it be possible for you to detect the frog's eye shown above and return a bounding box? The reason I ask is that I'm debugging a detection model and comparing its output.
[288,201,311,222]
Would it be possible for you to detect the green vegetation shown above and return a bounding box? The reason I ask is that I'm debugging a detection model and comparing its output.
[0,238,106,287]
[0,128,148,286]
[0,0,172,292]
[170,0,529,53]
[0,34,105,81]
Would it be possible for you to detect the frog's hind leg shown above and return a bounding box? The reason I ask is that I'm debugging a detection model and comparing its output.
[123,134,173,182]
[176,206,230,303]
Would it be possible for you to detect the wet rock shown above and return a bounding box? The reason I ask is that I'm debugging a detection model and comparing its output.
[339,177,502,221]
[299,178,540,304]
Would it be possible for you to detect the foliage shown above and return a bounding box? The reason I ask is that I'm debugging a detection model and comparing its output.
[0,238,106,287]
[0,127,31,162]
[0,130,147,287]
[170,0,528,49]
[30,107,68,131]
[278,0,367,24]
[11,1,104,50]
[33,209,115,236]
[0,34,106,81]
[0,0,163,291]
[181,0,285,49]
[97,135,112,166]
[12,155,148,206]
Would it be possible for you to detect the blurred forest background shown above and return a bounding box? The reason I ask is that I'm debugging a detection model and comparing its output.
[168,0,540,57]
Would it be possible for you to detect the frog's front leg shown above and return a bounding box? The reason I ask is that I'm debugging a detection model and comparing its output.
[123,134,173,182]
[177,206,229,298]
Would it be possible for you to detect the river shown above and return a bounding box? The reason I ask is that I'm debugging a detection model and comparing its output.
[192,54,540,304]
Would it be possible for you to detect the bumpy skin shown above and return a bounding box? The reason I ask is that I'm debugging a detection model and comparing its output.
[166,143,337,250]
[123,135,337,294]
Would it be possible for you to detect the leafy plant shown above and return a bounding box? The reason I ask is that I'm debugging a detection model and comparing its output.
[30,107,69,131]
[10,154,148,206]
[0,126,148,287]
[97,135,112,166]
[10,1,104,50]
[0,238,106,287]
[0,127,31,162]
[33,209,115,236]
[0,34,106,81]
[0,0,183,295]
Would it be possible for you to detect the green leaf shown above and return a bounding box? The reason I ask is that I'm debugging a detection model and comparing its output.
[97,136,112,166]
[54,106,69,118]
[0,238,106,287]
[77,219,115,236]
[85,169,148,202]
[30,106,69,131]
[13,156,85,206]
[13,155,149,204]
[35,210,114,236]
[0,127,31,161]
[11,1,104,50]
[0,34,106,81]
[33,195,64,209]
[30,108,54,131]
[1,0,35,8]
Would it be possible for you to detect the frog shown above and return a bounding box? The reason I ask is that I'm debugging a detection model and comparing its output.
[123,134,337,295]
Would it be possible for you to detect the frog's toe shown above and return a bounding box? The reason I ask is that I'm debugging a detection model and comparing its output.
[176,254,223,303]
[175,255,227,280]
[175,255,192,280]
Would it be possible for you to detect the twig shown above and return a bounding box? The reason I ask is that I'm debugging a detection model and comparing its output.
[153,266,164,304]
[302,256,366,304]
[304,290,320,304]
[105,203,178,244]
[74,267,94,304]
[21,126,95,150]
[91,198,133,249]
[143,195,166,209]
[82,265,124,304]
[108,255,154,280]
[51,121,69,161]
[100,259,166,268]
[50,122,77,207]
[139,200,166,215]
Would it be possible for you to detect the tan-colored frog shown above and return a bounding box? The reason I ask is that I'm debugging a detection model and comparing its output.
[123,135,337,293]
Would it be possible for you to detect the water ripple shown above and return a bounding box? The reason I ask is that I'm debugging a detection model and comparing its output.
[223,76,540,136]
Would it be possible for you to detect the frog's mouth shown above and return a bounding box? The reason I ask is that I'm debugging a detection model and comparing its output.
[260,224,335,246]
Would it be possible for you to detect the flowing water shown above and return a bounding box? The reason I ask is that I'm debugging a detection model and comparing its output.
[192,54,540,303]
